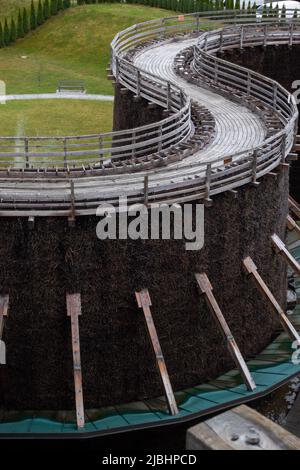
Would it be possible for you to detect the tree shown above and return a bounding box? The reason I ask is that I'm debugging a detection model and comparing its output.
[0,24,4,48]
[17,9,25,38]
[44,0,51,19]
[57,0,64,10]
[3,19,11,46]
[51,0,58,15]
[30,0,37,30]
[10,19,17,43]
[23,8,29,34]
[37,0,45,26]
[63,0,71,7]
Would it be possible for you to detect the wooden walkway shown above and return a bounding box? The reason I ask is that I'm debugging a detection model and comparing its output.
[0,13,298,216]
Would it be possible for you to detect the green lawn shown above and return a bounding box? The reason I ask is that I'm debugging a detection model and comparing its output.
[0,4,174,95]
[0,4,176,136]
[0,99,113,136]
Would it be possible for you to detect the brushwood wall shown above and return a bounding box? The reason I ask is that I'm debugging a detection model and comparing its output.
[0,168,288,410]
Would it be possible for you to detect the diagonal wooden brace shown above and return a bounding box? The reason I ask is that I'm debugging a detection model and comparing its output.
[0,295,9,341]
[287,215,300,238]
[271,233,300,277]
[0,295,9,365]
[195,273,256,391]
[66,293,85,429]
[289,196,300,221]
[135,289,179,416]
[243,256,300,345]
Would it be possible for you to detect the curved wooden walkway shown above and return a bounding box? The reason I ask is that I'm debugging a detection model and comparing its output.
[134,37,266,163]
[0,12,298,216]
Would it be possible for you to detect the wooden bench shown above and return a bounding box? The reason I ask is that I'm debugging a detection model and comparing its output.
[57,81,86,94]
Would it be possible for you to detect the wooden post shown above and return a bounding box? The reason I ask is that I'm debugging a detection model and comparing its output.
[281,134,287,163]
[66,293,85,429]
[243,257,300,344]
[136,70,141,98]
[63,138,67,169]
[195,273,256,391]
[271,233,300,277]
[69,180,76,227]
[166,82,171,112]
[0,295,9,365]
[135,289,179,416]
[219,30,223,54]
[205,163,212,206]
[273,84,278,108]
[24,138,29,169]
[240,26,244,50]
[251,150,259,186]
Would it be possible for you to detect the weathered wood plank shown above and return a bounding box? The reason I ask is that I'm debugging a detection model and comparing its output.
[271,233,300,276]
[135,289,179,416]
[195,273,256,391]
[66,293,85,429]
[243,257,300,344]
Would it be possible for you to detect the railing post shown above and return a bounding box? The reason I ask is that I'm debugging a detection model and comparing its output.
[214,59,219,83]
[196,14,200,33]
[99,137,103,162]
[263,24,268,48]
[289,22,294,47]
[158,125,163,152]
[247,71,251,96]
[205,163,212,204]
[136,70,141,98]
[24,138,29,169]
[115,57,119,84]
[240,26,244,50]
[252,150,259,185]
[219,30,223,54]
[64,138,68,169]
[204,35,208,52]
[180,90,184,108]
[166,82,171,112]
[273,83,278,108]
[281,134,287,163]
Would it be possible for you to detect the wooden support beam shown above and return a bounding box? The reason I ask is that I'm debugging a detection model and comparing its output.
[68,181,76,227]
[265,172,278,179]
[228,189,238,198]
[66,293,85,429]
[0,295,9,365]
[287,215,300,238]
[287,153,299,162]
[280,163,290,171]
[289,196,300,220]
[195,273,256,392]
[271,233,300,277]
[135,289,179,416]
[243,257,300,344]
